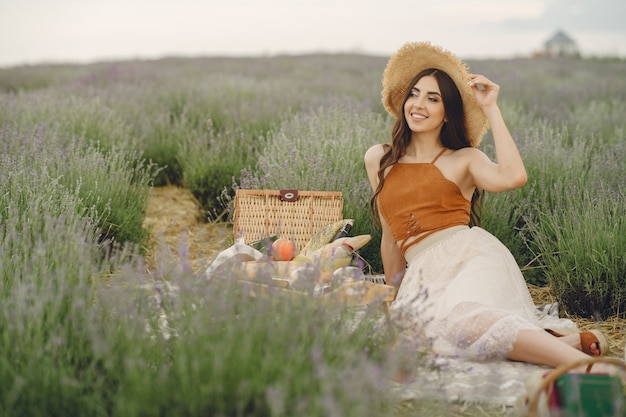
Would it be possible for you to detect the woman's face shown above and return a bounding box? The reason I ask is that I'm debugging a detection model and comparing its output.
[403,75,447,135]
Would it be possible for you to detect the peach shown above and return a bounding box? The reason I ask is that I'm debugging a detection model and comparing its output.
[271,238,296,261]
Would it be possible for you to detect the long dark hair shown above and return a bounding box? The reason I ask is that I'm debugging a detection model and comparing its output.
[370,68,483,227]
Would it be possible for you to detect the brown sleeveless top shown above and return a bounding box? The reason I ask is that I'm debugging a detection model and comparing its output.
[378,148,471,256]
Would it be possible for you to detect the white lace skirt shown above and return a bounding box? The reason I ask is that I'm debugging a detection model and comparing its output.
[390,226,575,360]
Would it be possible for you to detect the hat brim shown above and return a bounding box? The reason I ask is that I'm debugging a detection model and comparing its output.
[382,41,488,147]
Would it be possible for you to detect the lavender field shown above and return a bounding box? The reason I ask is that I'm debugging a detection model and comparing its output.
[0,53,624,416]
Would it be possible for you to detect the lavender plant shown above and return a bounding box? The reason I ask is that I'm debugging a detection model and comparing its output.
[97,269,399,417]
[119,73,302,185]
[0,122,155,249]
[524,180,625,319]
[178,119,267,216]
[0,63,88,93]
[482,121,604,284]
[0,146,124,414]
[470,57,626,140]
[0,90,135,153]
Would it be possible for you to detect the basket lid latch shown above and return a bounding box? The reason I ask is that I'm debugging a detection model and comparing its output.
[279,189,299,202]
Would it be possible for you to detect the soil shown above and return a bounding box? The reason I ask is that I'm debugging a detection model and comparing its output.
[141,185,625,359]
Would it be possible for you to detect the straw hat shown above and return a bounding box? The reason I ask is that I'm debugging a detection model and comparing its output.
[382,41,488,147]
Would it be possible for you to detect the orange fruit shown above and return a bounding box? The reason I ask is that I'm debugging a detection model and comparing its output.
[271,238,296,261]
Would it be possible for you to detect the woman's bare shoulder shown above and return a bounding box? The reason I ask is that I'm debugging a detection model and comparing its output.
[364,144,387,189]
[453,146,483,156]
[450,146,489,163]
[364,144,386,164]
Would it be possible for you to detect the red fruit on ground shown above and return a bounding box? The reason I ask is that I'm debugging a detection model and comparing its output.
[271,238,296,261]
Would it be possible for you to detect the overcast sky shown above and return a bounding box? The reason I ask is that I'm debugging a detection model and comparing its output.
[1,0,625,67]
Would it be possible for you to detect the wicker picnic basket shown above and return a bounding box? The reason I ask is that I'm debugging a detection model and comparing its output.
[233,189,343,252]
[527,356,626,417]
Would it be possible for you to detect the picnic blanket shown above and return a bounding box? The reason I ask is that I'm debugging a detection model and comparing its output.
[385,300,574,413]
[388,355,547,413]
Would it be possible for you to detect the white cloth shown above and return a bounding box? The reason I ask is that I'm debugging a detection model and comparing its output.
[388,355,548,411]
[390,226,576,361]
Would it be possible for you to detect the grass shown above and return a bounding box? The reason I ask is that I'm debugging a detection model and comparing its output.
[0,53,625,416]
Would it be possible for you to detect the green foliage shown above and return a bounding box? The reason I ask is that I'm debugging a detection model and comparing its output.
[118,73,301,187]
[524,181,625,319]
[0,154,124,415]
[0,172,95,294]
[470,57,626,141]
[482,188,542,283]
[137,109,186,185]
[0,123,155,251]
[0,91,135,153]
[100,275,395,417]
[60,143,154,246]
[179,124,263,217]
[0,249,398,416]
[481,105,626,292]
[0,64,87,93]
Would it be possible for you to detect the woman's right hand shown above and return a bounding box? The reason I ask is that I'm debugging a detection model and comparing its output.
[468,73,500,111]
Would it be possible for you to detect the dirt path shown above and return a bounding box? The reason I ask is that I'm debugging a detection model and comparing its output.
[142,185,231,274]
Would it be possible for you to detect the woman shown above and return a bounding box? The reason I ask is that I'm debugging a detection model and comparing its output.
[364,42,607,367]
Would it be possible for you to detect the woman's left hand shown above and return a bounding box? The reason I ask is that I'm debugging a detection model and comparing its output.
[468,74,499,110]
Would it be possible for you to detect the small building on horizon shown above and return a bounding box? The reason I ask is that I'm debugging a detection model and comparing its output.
[543,30,580,57]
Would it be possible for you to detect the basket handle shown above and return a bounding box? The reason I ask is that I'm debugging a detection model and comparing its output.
[527,356,626,417]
